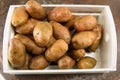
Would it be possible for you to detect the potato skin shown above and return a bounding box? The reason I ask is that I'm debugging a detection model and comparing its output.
[33,22,53,47]
[77,56,96,69]
[45,39,68,61]
[71,31,97,49]
[16,18,39,34]
[11,6,28,27]
[25,0,46,20]
[8,38,26,68]
[50,21,71,44]
[48,7,72,22]
[74,15,97,31]
[46,36,56,48]
[15,34,45,55]
[58,55,75,69]
[30,55,49,70]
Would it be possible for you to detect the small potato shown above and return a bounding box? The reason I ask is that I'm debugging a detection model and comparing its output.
[71,31,97,49]
[46,36,56,48]
[48,7,72,22]
[20,53,32,70]
[25,0,46,20]
[50,21,71,44]
[77,56,97,69]
[70,49,85,60]
[45,39,68,61]
[64,15,81,30]
[58,55,75,69]
[74,15,97,32]
[15,34,45,55]
[11,6,28,27]
[16,18,39,34]
[8,38,26,68]
[30,55,49,70]
[33,21,53,47]
[89,24,102,51]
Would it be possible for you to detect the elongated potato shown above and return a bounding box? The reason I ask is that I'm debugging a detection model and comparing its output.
[71,31,97,49]
[89,24,102,51]
[8,38,26,68]
[45,39,68,61]
[15,34,45,55]
[58,55,75,69]
[74,15,97,31]
[16,18,39,34]
[33,22,53,47]
[25,0,46,20]
[48,7,72,22]
[77,56,97,69]
[30,55,49,70]
[11,6,28,27]
[50,21,71,44]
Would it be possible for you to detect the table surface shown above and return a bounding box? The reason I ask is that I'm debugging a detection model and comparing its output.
[0,0,120,80]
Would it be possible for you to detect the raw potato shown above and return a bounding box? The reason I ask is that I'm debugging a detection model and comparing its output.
[33,21,53,47]
[15,34,45,55]
[89,24,102,51]
[50,21,71,44]
[25,0,46,20]
[77,56,97,69]
[16,18,39,34]
[11,6,28,27]
[20,53,32,70]
[30,55,49,70]
[74,15,97,32]
[64,15,81,30]
[8,38,26,68]
[46,36,56,48]
[71,31,97,49]
[58,55,75,69]
[70,49,85,60]
[45,39,68,61]
[48,7,72,22]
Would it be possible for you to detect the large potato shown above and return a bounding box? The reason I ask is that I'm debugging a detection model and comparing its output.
[30,55,49,70]
[48,7,72,22]
[16,18,39,34]
[8,38,26,68]
[74,15,97,32]
[89,24,102,51]
[25,0,46,20]
[71,31,97,49]
[50,21,71,44]
[58,55,75,69]
[33,21,53,47]
[11,6,28,27]
[45,39,68,61]
[15,34,45,55]
[77,56,97,69]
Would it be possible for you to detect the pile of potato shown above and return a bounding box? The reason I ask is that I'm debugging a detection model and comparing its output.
[8,0,102,70]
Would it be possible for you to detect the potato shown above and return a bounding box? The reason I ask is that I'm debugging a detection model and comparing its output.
[15,34,45,55]
[89,24,102,51]
[64,15,81,30]
[20,53,32,70]
[46,36,56,48]
[11,6,28,27]
[58,55,75,69]
[48,7,72,22]
[71,31,97,49]
[16,18,39,34]
[77,56,97,69]
[50,21,71,44]
[8,38,26,68]
[74,15,97,31]
[25,0,46,20]
[33,21,53,47]
[45,39,68,61]
[70,49,85,60]
[30,55,49,70]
